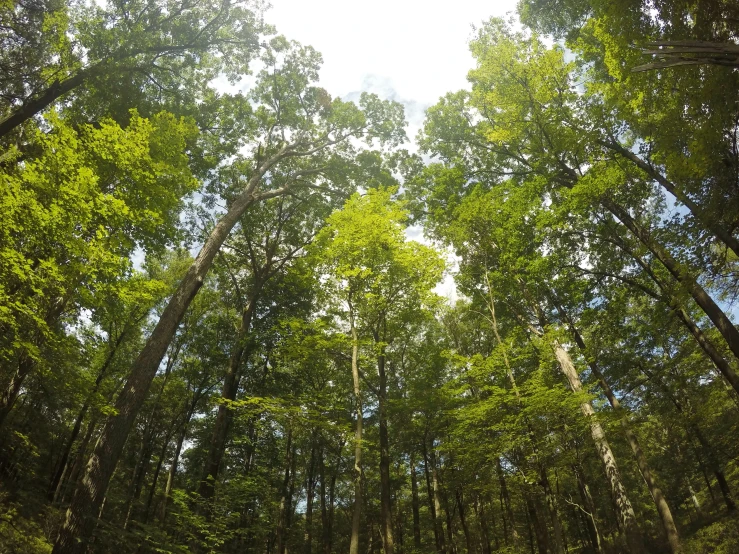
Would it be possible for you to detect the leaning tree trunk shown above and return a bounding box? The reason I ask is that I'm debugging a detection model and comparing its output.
[559,308,681,554]
[52,146,294,554]
[617,239,739,394]
[604,199,739,389]
[553,342,644,554]
[605,140,739,259]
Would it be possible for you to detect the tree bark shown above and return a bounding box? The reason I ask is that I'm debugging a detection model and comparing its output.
[642,366,736,512]
[496,458,518,545]
[48,329,127,501]
[158,421,187,523]
[616,240,739,394]
[52,146,294,554]
[553,343,644,554]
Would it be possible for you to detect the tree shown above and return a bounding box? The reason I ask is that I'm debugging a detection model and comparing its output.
[312,187,444,554]
[52,37,406,553]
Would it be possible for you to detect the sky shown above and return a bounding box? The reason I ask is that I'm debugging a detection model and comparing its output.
[261,0,519,300]
[265,0,518,141]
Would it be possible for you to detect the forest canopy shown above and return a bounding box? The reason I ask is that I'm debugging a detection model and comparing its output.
[1,1,738,553]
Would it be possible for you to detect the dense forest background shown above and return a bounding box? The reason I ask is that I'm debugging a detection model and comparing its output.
[1,0,739,553]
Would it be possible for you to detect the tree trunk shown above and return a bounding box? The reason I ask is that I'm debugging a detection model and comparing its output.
[618,242,739,394]
[423,440,444,554]
[563,319,681,553]
[319,443,338,554]
[376,336,395,554]
[410,452,422,549]
[456,490,474,554]
[496,457,518,545]
[143,431,173,525]
[573,464,602,553]
[473,496,492,554]
[349,306,363,554]
[48,329,126,501]
[305,437,317,554]
[58,417,97,505]
[525,494,549,554]
[553,343,644,554]
[430,446,447,554]
[0,69,92,139]
[540,467,564,554]
[159,422,187,523]
[52,146,293,554]
[276,427,294,554]
[604,140,739,259]
[643,366,736,512]
[198,293,258,501]
[604,199,739,384]
[0,355,34,428]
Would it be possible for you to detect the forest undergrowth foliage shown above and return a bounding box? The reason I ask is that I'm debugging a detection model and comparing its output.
[1,0,738,553]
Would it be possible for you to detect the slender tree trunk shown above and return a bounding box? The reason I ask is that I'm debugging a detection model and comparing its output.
[443,492,455,554]
[48,330,126,501]
[276,427,294,554]
[525,494,549,554]
[123,429,156,531]
[643,366,736,511]
[473,497,492,554]
[604,199,739,383]
[0,356,34,428]
[619,242,739,394]
[349,306,363,554]
[143,432,172,525]
[540,467,564,554]
[553,343,644,554]
[159,422,187,523]
[410,452,422,549]
[456,490,474,554]
[59,417,97,505]
[375,335,395,554]
[496,458,518,545]
[320,443,338,554]
[198,293,258,501]
[605,141,739,259]
[573,464,602,553]
[52,148,293,554]
[430,446,447,554]
[305,435,317,554]
[562,318,681,553]
[423,440,443,554]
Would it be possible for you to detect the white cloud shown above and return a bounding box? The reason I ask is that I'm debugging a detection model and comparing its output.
[266,0,518,106]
